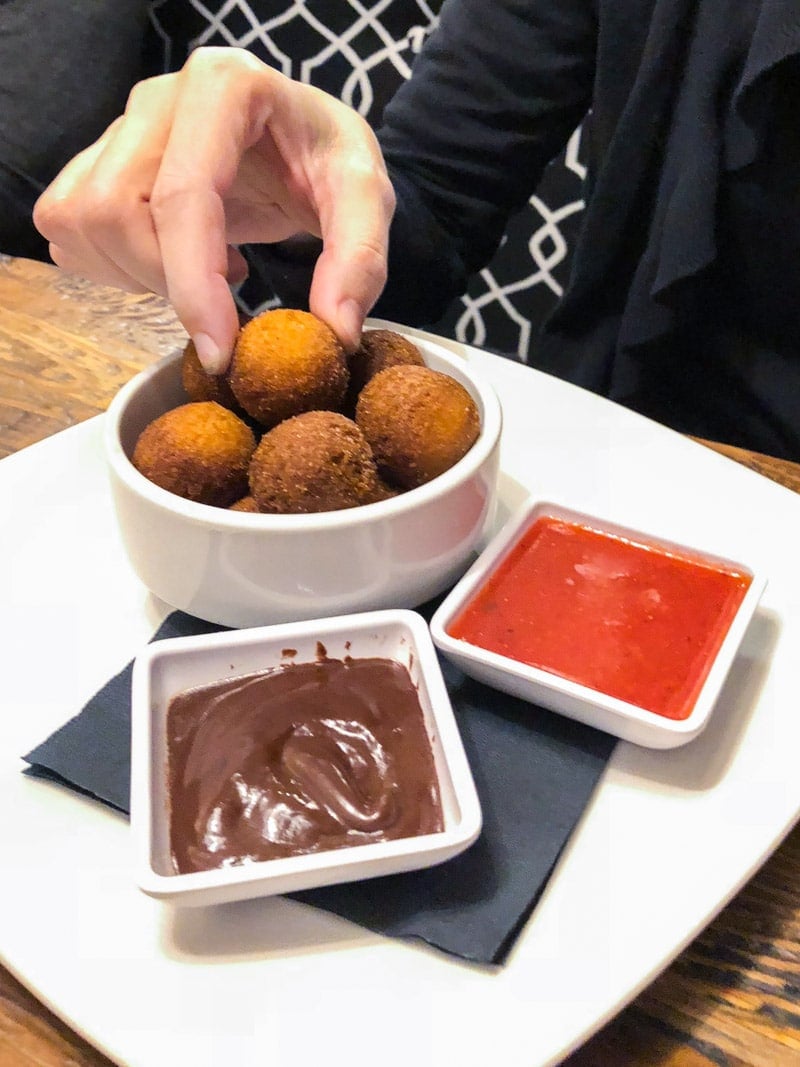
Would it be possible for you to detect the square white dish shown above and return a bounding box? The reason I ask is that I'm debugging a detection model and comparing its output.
[131,608,482,906]
[430,499,767,748]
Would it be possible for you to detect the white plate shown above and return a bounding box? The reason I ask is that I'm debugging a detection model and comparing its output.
[2,330,800,1067]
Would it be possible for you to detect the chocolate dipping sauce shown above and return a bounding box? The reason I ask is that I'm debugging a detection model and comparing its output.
[166,656,444,874]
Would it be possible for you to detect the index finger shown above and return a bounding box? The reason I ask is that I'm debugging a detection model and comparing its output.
[153,49,395,366]
[150,50,276,373]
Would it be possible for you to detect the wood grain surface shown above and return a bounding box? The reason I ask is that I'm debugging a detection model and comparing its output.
[1,255,799,1067]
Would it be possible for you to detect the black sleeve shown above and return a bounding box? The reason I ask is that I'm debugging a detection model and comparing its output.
[0,0,149,258]
[372,0,597,323]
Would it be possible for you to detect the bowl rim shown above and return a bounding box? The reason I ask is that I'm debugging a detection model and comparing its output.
[104,328,503,532]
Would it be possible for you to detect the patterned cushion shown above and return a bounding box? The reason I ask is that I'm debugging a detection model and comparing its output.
[145,0,586,361]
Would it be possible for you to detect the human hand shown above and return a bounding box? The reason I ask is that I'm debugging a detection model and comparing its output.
[33,47,395,372]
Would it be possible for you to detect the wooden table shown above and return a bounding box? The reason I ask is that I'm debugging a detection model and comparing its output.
[1,255,799,1067]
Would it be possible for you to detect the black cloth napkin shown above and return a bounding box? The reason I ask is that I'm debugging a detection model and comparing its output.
[23,608,616,965]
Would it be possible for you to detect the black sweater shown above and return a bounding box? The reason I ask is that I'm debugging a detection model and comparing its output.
[3,0,798,456]
[264,0,800,459]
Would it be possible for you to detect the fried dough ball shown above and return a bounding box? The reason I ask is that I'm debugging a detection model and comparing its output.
[344,329,425,412]
[229,495,259,513]
[132,402,256,507]
[249,410,384,514]
[374,480,401,502]
[355,365,480,489]
[180,339,241,412]
[229,308,349,428]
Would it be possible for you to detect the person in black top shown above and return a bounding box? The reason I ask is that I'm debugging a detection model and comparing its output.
[32,0,800,459]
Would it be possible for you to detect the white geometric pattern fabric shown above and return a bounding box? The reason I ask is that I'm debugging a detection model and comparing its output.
[145,0,586,362]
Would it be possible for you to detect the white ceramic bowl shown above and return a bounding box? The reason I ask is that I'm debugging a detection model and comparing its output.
[430,500,767,749]
[105,325,502,628]
[131,609,482,906]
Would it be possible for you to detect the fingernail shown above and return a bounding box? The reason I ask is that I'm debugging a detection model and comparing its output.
[192,332,227,375]
[337,299,364,350]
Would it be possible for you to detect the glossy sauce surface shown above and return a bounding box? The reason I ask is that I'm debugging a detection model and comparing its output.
[167,656,443,874]
[448,516,752,720]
